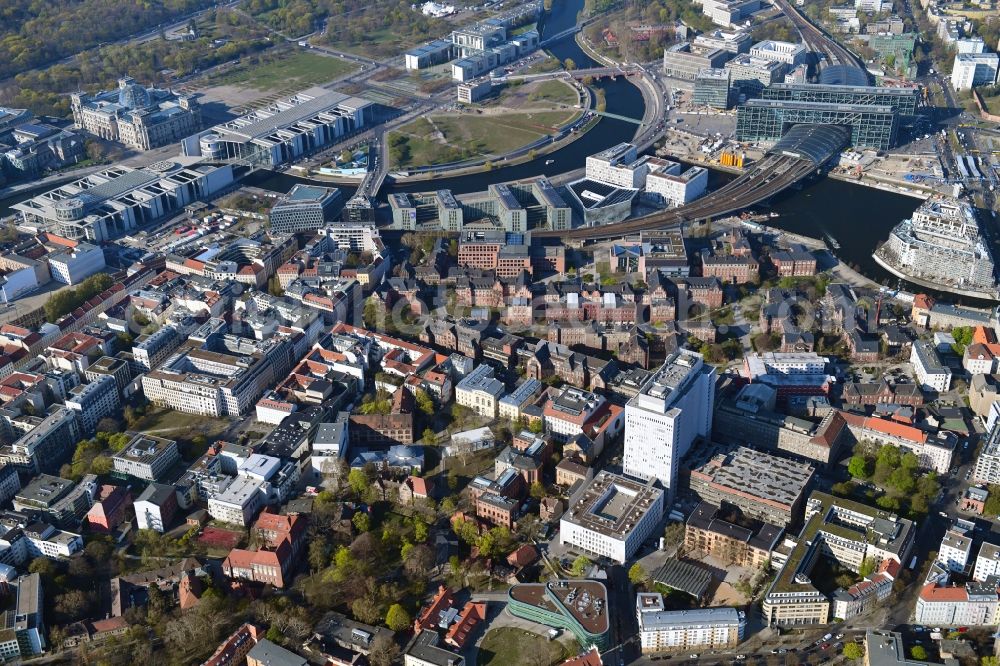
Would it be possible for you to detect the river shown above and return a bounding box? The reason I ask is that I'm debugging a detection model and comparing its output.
[0,0,942,299]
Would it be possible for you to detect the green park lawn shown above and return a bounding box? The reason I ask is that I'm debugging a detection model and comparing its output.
[388,110,580,168]
[211,51,357,90]
[477,628,579,666]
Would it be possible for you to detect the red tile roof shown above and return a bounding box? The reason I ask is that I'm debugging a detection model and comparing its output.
[919,583,970,602]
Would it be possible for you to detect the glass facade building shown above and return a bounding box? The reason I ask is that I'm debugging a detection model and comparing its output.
[693,69,732,109]
[736,99,898,150]
[757,82,919,117]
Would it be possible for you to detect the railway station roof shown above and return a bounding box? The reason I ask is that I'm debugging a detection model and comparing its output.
[818,64,870,86]
[767,123,852,166]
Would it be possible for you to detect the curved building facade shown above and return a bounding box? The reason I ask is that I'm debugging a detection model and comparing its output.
[507,581,610,649]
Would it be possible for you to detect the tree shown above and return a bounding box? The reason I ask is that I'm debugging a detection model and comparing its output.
[842,643,864,661]
[628,562,649,586]
[352,596,381,625]
[570,555,592,577]
[368,635,400,666]
[404,544,434,579]
[529,481,546,500]
[859,557,877,578]
[422,427,436,444]
[353,512,371,532]
[340,149,354,164]
[910,646,927,660]
[848,455,871,479]
[414,389,435,416]
[348,469,369,497]
[986,485,1000,516]
[265,625,284,644]
[528,419,544,434]
[385,603,411,631]
[564,58,576,70]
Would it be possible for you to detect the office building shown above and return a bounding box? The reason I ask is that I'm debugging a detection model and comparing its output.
[910,341,952,393]
[404,630,465,666]
[693,29,753,54]
[457,79,493,103]
[183,87,373,168]
[937,527,973,573]
[749,40,807,66]
[65,375,120,436]
[585,143,646,189]
[623,350,715,499]
[532,178,573,230]
[724,54,786,96]
[404,39,455,69]
[246,639,307,666]
[133,483,178,533]
[455,364,506,418]
[875,197,997,299]
[542,386,609,443]
[1,406,81,475]
[559,471,664,564]
[12,161,234,243]
[973,542,1000,582]
[268,185,341,234]
[840,411,956,474]
[132,325,181,372]
[0,467,20,508]
[47,241,105,285]
[915,580,1000,626]
[762,492,914,627]
[636,595,745,653]
[951,53,999,90]
[84,356,133,396]
[684,502,782,569]
[646,166,708,208]
[143,336,293,417]
[693,68,731,109]
[0,574,45,660]
[13,475,76,516]
[71,77,201,151]
[488,183,527,232]
[507,581,610,650]
[111,434,179,482]
[208,475,268,527]
[696,0,761,27]
[663,43,732,81]
[863,630,935,666]
[687,445,814,527]
[975,425,1000,485]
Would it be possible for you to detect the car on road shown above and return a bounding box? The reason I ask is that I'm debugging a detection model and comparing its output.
[835,634,844,640]
[822,634,833,641]
[821,643,830,650]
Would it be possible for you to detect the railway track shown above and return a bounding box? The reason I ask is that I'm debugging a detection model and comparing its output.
[534,155,817,241]
[772,0,866,72]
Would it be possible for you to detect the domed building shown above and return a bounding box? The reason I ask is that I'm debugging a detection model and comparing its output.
[117,79,153,110]
[70,76,201,151]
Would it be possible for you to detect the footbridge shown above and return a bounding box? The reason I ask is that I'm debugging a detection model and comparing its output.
[534,124,851,241]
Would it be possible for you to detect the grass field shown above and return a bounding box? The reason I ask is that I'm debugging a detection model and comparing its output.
[526,79,579,106]
[981,92,1000,116]
[209,51,358,90]
[477,628,578,666]
[388,110,580,168]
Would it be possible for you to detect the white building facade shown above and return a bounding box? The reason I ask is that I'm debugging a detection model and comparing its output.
[623,350,715,501]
